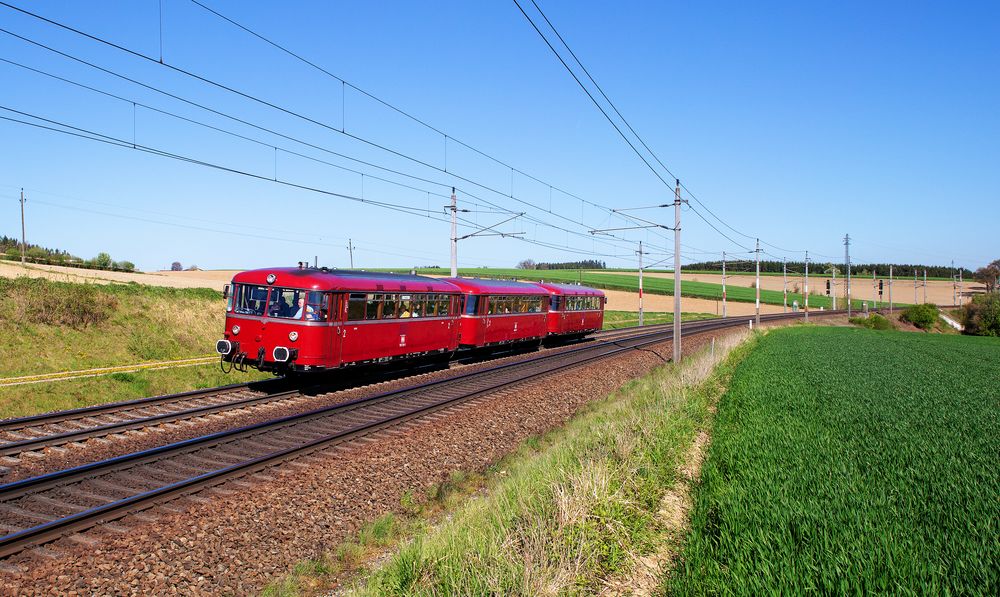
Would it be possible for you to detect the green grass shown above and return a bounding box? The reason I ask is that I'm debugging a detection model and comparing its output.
[0,277,224,377]
[0,276,268,418]
[381,267,870,310]
[668,327,1000,594]
[602,310,716,329]
[333,331,756,596]
[0,363,268,420]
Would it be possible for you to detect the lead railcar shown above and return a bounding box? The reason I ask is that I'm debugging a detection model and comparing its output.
[216,267,461,372]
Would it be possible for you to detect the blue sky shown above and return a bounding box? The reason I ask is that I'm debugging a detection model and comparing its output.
[1,0,996,272]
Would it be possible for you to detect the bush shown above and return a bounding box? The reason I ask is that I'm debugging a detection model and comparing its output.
[900,303,939,330]
[961,294,1000,336]
[0,277,119,328]
[849,313,895,331]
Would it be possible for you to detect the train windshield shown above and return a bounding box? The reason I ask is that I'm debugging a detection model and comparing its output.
[267,288,328,320]
[233,284,269,316]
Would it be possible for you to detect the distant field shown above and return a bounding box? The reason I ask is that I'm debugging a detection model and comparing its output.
[602,310,716,329]
[670,327,999,593]
[388,267,865,310]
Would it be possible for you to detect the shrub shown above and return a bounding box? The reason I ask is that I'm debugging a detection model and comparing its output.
[849,313,894,331]
[961,294,1000,336]
[0,277,118,328]
[900,303,939,330]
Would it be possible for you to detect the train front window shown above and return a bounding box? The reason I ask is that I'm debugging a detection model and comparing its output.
[266,288,298,318]
[234,284,269,316]
[464,295,479,315]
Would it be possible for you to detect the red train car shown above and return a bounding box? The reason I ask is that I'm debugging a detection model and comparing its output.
[536,283,606,336]
[216,267,460,372]
[444,278,550,348]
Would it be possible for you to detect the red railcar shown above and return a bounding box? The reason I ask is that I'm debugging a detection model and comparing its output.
[216,267,460,372]
[444,278,550,348]
[536,283,606,336]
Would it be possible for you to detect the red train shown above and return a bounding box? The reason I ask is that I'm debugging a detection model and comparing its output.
[216,266,606,373]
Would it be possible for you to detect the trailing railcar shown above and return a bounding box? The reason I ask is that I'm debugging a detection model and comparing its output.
[536,282,606,336]
[443,278,550,348]
[216,267,461,372]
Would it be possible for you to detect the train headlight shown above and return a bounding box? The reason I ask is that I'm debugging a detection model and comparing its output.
[231,325,241,335]
[288,331,299,342]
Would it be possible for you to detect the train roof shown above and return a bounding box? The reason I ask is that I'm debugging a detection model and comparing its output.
[533,282,605,297]
[231,267,459,293]
[443,277,547,295]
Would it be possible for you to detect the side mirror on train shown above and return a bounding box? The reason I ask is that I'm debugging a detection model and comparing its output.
[223,284,231,299]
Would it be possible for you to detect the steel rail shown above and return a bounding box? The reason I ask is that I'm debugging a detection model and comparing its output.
[0,311,840,558]
[0,323,669,459]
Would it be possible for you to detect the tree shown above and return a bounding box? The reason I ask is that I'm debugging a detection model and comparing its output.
[171,261,183,271]
[93,252,113,269]
[973,259,1000,294]
[517,259,537,270]
[962,294,1000,336]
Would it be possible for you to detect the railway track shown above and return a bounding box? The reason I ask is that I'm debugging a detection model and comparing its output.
[0,311,839,559]
[0,322,671,463]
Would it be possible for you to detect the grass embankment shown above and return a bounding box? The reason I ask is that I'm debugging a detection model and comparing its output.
[385,267,865,310]
[0,277,267,418]
[267,330,755,595]
[602,310,716,329]
[669,327,1000,593]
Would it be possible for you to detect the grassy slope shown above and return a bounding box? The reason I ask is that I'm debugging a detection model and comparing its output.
[669,327,999,594]
[383,268,868,310]
[303,333,755,596]
[0,278,267,418]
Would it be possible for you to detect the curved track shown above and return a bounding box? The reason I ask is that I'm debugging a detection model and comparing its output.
[0,311,840,559]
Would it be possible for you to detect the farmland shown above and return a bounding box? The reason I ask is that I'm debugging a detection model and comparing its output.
[389,267,868,310]
[669,327,1000,593]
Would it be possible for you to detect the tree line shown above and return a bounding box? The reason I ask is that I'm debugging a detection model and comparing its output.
[1,235,136,272]
[516,259,606,270]
[683,260,974,279]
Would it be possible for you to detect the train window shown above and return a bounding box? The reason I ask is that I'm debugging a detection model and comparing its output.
[225,285,234,312]
[267,287,310,319]
[305,291,327,321]
[365,294,381,320]
[382,294,399,319]
[399,295,414,318]
[234,284,269,316]
[347,293,366,320]
[465,295,479,315]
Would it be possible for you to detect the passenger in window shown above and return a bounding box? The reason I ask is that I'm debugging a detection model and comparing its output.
[292,297,315,320]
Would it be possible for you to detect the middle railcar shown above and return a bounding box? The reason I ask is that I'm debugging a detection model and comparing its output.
[444,277,550,348]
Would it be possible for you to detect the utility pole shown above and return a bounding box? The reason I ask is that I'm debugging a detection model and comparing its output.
[889,264,894,314]
[783,257,787,313]
[832,267,837,311]
[449,187,458,277]
[959,267,963,305]
[873,270,878,309]
[19,188,27,264]
[804,251,810,321]
[754,238,761,328]
[673,179,682,363]
[346,239,355,269]
[923,269,927,304]
[914,269,918,305]
[721,251,727,318]
[844,233,851,317]
[638,240,645,326]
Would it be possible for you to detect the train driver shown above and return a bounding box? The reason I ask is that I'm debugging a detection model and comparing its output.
[292,297,316,320]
